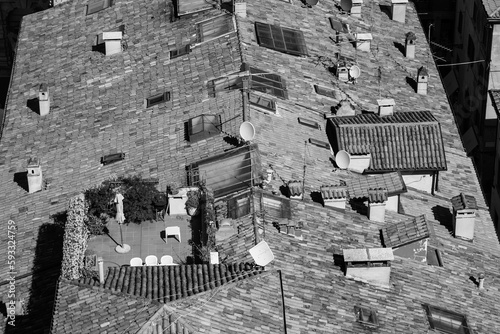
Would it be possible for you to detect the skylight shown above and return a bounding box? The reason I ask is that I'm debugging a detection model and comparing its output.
[354,306,379,327]
[170,45,191,59]
[187,114,221,142]
[86,0,111,15]
[146,91,171,108]
[196,14,234,43]
[255,22,308,56]
[249,93,277,113]
[423,305,471,334]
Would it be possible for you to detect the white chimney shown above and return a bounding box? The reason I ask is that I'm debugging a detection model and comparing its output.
[38,83,50,116]
[451,193,477,241]
[343,248,394,286]
[368,188,387,222]
[210,252,220,264]
[405,32,416,59]
[27,157,43,194]
[98,257,105,284]
[288,180,303,200]
[417,66,428,95]
[478,273,485,289]
[348,153,371,173]
[377,98,395,116]
[391,0,408,23]
[97,31,123,56]
[321,185,347,210]
[234,0,247,18]
[354,33,372,52]
[351,0,363,18]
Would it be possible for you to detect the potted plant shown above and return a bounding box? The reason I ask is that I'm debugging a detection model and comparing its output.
[185,190,201,216]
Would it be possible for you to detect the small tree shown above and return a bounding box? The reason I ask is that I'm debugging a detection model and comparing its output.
[120,176,161,224]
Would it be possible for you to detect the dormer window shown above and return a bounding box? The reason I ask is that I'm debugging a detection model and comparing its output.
[86,0,111,15]
[196,14,234,43]
[146,91,171,108]
[255,22,308,56]
[423,305,471,334]
[187,114,221,142]
[354,306,379,327]
[249,93,277,113]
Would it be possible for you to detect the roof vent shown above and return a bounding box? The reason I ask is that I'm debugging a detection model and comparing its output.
[417,66,428,95]
[368,188,387,222]
[376,98,395,116]
[321,185,347,210]
[391,0,408,23]
[343,248,394,286]
[405,32,416,59]
[354,33,372,52]
[451,193,477,241]
[39,83,50,116]
[96,31,123,56]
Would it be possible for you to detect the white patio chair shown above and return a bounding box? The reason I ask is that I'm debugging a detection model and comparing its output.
[165,226,181,244]
[130,257,143,267]
[160,255,174,265]
[145,255,158,266]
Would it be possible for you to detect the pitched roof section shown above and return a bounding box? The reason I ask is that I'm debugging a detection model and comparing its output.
[348,172,407,198]
[79,263,264,303]
[451,193,478,211]
[483,0,500,17]
[329,111,447,173]
[51,280,162,334]
[381,215,430,248]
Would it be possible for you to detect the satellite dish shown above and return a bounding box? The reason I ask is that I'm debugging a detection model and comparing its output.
[349,65,361,79]
[305,0,319,6]
[335,150,350,169]
[239,121,255,141]
[249,240,274,266]
[341,0,353,11]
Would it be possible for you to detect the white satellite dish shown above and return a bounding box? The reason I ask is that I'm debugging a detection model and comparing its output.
[239,121,255,141]
[305,0,319,6]
[249,240,274,266]
[335,150,350,169]
[349,65,361,79]
[340,0,353,11]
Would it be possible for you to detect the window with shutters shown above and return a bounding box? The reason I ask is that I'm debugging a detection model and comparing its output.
[255,22,308,56]
[423,305,471,334]
[197,14,234,43]
[86,0,111,15]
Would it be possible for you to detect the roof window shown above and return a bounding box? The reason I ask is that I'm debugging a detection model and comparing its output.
[423,305,471,334]
[86,0,111,15]
[187,114,221,142]
[255,22,308,56]
[170,45,191,59]
[249,93,277,113]
[146,91,171,108]
[314,85,337,99]
[197,14,234,43]
[354,306,379,327]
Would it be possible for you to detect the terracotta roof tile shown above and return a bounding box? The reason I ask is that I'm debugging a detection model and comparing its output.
[368,187,388,203]
[451,193,478,211]
[320,184,348,199]
[381,215,430,248]
[348,172,407,198]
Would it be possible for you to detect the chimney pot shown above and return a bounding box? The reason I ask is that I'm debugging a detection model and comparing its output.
[351,0,363,18]
[26,157,43,193]
[368,188,387,222]
[38,83,50,116]
[451,193,477,240]
[405,32,416,59]
[391,0,408,23]
[417,66,428,95]
[478,273,485,289]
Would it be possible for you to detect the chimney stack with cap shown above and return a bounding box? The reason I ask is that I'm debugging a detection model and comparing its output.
[368,188,387,222]
[451,193,477,240]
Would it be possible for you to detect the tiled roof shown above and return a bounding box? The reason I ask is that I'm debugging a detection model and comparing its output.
[482,0,500,17]
[320,184,348,199]
[348,172,407,198]
[489,90,500,116]
[381,214,430,248]
[51,279,163,334]
[78,263,265,303]
[329,111,447,172]
[451,192,478,211]
[368,187,388,203]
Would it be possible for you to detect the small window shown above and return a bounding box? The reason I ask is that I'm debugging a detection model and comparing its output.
[249,93,276,113]
[354,306,379,326]
[423,305,471,334]
[314,85,337,99]
[255,22,308,56]
[187,114,221,142]
[170,45,191,59]
[260,194,291,219]
[227,193,251,219]
[86,0,111,15]
[207,74,242,97]
[197,14,234,43]
[249,67,288,99]
[146,91,171,108]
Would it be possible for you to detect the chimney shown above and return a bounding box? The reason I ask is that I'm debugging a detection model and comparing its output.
[210,252,220,264]
[405,32,416,59]
[348,146,371,173]
[376,98,395,116]
[336,61,349,82]
[98,257,105,284]
[368,188,387,222]
[97,31,123,56]
[321,185,347,210]
[451,193,477,240]
[288,180,303,200]
[417,66,428,95]
[38,83,50,116]
[343,248,394,286]
[478,273,485,289]
[234,0,247,18]
[334,99,356,116]
[354,33,372,52]
[26,157,43,194]
[391,0,408,23]
[351,0,363,18]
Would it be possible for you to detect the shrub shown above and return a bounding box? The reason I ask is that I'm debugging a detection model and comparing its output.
[185,190,201,209]
[120,176,161,224]
[61,194,89,280]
